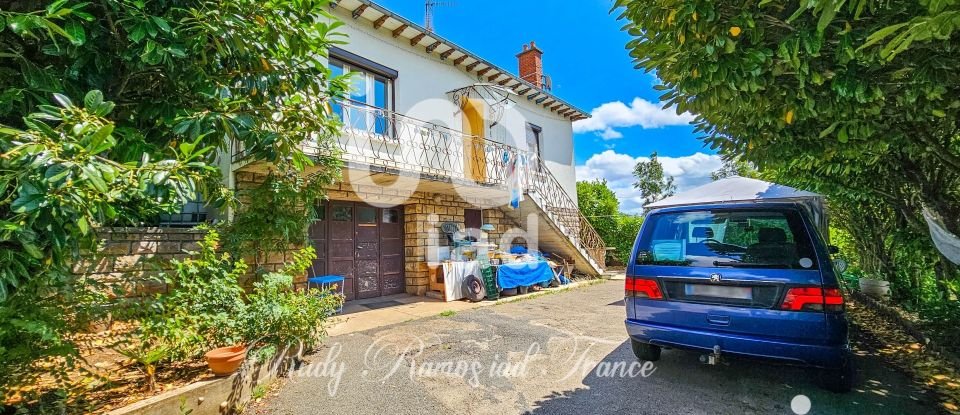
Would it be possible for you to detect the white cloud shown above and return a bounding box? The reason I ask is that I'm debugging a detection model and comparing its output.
[573,97,695,140]
[575,150,723,214]
[598,128,623,140]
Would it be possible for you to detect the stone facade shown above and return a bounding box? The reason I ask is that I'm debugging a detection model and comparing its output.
[87,170,525,299]
[75,227,205,299]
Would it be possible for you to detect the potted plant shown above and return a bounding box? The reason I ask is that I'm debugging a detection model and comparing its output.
[204,345,248,376]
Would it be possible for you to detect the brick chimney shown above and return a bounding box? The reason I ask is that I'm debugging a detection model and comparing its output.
[517,41,544,88]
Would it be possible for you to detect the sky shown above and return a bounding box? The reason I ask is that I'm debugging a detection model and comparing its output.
[372,0,722,213]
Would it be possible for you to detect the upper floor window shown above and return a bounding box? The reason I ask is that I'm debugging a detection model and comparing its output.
[526,123,542,161]
[329,48,397,136]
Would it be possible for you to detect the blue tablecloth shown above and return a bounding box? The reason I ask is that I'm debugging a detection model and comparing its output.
[497,261,553,289]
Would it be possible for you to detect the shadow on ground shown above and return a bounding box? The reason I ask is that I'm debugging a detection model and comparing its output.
[526,335,936,415]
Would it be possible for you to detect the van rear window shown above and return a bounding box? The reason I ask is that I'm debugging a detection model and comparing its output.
[635,209,818,269]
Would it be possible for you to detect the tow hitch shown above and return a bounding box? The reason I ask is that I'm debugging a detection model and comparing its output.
[700,345,722,365]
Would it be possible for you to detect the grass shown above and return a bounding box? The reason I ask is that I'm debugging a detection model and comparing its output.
[251,381,271,400]
[439,310,457,317]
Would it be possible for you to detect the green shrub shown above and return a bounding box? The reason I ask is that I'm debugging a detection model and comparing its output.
[133,229,249,361]
[243,247,342,350]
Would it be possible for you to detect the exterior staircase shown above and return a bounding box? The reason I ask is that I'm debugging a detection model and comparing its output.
[502,159,606,276]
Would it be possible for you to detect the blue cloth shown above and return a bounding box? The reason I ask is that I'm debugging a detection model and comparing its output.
[510,245,528,254]
[497,261,553,289]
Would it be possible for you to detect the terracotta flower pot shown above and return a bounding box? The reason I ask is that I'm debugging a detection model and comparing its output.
[205,345,247,376]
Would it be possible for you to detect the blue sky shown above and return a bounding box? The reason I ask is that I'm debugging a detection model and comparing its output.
[373,0,722,212]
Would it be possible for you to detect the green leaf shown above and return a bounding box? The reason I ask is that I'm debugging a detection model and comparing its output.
[817,2,839,33]
[84,90,104,109]
[838,125,849,143]
[76,217,89,235]
[819,121,840,138]
[858,23,910,51]
[53,93,73,109]
[151,16,171,33]
[65,20,85,45]
[11,193,43,213]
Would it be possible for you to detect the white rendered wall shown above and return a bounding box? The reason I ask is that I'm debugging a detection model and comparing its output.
[329,11,579,203]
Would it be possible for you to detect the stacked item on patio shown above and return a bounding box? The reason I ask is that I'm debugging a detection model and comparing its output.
[429,222,571,302]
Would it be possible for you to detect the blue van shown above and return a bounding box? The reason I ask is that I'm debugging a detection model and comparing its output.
[624,202,852,392]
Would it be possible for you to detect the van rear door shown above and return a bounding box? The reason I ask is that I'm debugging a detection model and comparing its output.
[630,207,831,343]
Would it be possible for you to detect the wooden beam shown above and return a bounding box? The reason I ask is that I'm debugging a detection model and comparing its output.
[465,61,480,71]
[527,91,541,100]
[453,55,468,65]
[487,73,501,82]
[516,86,532,95]
[351,4,367,19]
[477,67,491,76]
[550,104,563,112]
[425,41,441,53]
[498,78,510,86]
[535,96,549,104]
[410,32,426,46]
[392,24,409,38]
[373,15,388,29]
[440,48,455,60]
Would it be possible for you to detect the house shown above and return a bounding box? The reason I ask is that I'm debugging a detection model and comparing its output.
[227,0,605,301]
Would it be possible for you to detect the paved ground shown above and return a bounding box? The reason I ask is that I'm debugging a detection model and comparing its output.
[251,280,938,415]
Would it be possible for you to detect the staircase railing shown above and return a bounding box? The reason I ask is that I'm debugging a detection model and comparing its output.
[526,157,607,270]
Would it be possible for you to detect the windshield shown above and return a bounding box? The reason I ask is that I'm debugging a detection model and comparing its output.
[635,208,818,269]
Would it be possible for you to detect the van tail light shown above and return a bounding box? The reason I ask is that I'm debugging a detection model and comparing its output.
[626,277,664,300]
[780,287,844,312]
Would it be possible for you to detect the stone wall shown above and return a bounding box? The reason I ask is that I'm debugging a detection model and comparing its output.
[75,227,205,298]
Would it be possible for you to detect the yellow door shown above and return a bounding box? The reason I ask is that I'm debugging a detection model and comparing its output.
[461,98,487,183]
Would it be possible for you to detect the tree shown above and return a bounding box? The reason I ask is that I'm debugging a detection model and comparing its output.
[0,0,349,399]
[0,92,211,396]
[577,179,644,264]
[633,152,676,205]
[615,0,960,297]
[1,0,349,172]
[615,0,960,233]
[711,156,760,181]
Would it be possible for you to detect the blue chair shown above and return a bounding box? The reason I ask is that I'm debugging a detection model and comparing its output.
[307,275,345,314]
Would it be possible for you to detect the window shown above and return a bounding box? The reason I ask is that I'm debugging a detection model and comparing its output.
[382,209,400,223]
[464,209,481,230]
[635,209,817,269]
[525,123,542,161]
[332,206,353,221]
[358,206,377,225]
[329,49,395,136]
[158,196,208,227]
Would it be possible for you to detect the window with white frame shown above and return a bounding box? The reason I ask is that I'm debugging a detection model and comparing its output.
[330,56,393,136]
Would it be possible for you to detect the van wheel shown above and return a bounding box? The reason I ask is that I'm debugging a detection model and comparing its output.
[818,356,854,393]
[631,339,661,361]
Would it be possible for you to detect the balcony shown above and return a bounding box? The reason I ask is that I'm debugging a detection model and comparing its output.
[231,100,606,271]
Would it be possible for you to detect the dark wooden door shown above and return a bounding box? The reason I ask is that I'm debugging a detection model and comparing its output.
[355,205,381,299]
[328,202,356,300]
[380,207,404,295]
[309,201,405,301]
[308,202,328,278]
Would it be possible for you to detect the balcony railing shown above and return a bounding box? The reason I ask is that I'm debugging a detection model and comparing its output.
[314,99,519,188]
[230,100,606,270]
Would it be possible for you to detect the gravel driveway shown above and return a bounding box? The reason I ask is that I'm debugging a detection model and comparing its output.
[250,280,937,415]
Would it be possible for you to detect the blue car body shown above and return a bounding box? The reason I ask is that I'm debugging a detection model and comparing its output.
[624,202,849,369]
